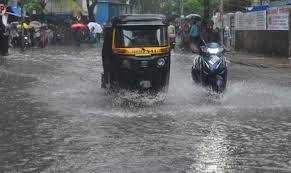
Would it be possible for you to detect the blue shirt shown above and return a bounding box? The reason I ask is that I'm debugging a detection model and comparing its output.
[190,24,199,37]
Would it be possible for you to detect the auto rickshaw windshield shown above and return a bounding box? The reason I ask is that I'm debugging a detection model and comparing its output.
[115,25,168,48]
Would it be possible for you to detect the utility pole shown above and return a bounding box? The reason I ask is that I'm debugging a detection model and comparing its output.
[20,0,24,51]
[204,0,209,21]
[220,0,224,45]
[180,0,184,17]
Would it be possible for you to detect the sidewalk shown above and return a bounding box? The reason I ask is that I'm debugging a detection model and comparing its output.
[227,51,291,68]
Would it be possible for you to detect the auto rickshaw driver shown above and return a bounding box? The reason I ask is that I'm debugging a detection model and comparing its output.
[128,30,159,47]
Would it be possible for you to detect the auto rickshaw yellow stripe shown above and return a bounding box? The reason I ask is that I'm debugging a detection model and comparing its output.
[112,47,170,55]
[112,28,116,49]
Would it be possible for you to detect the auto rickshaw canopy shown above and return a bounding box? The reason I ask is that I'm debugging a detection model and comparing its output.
[111,14,169,26]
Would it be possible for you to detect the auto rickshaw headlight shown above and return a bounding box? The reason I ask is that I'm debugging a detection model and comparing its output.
[157,58,166,67]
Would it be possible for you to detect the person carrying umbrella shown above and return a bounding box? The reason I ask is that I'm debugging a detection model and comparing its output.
[87,21,103,43]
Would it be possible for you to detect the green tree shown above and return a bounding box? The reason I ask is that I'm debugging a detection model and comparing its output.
[183,0,203,15]
[24,0,82,19]
[141,0,251,19]
[224,0,252,12]
[24,0,46,15]
[141,0,219,18]
[0,0,8,4]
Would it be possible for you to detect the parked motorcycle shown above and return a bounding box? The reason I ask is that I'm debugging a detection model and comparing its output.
[23,34,30,49]
[54,31,64,43]
[52,25,65,44]
[191,42,227,93]
[21,30,31,50]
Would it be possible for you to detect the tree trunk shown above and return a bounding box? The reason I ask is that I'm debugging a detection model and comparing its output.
[87,0,98,22]
[40,1,47,23]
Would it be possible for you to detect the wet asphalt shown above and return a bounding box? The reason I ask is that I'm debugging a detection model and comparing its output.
[0,45,291,173]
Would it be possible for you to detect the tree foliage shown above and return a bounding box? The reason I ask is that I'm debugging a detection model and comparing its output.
[141,0,220,19]
[224,0,252,12]
[141,0,253,19]
[0,0,8,4]
[24,0,83,15]
[23,0,46,15]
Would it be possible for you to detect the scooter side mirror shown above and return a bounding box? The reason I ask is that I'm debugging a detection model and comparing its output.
[191,48,197,54]
[200,46,207,53]
[190,43,198,54]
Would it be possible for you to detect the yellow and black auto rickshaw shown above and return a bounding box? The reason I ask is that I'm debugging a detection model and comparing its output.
[101,14,171,92]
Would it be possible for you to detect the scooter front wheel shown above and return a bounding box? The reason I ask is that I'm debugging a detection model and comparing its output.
[211,75,226,93]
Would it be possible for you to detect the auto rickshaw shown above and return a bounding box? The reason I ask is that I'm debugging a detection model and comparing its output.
[101,14,171,92]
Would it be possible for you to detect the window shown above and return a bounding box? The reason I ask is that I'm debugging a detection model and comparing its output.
[115,25,168,48]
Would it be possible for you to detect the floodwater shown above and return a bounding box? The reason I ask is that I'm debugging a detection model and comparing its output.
[0,45,291,173]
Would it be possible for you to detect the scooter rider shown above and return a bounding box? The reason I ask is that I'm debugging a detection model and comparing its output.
[189,20,203,52]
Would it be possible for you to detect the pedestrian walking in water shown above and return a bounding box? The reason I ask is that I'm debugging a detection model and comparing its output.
[189,20,202,52]
[0,15,9,56]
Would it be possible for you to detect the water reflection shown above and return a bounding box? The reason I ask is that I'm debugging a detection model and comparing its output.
[188,122,231,173]
[0,71,62,172]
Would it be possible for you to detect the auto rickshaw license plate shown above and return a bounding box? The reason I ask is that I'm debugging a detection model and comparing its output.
[140,81,151,88]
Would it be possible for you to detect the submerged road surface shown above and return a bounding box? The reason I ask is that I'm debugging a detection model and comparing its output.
[0,46,291,173]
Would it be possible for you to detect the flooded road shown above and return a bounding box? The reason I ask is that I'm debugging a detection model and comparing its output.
[0,46,291,173]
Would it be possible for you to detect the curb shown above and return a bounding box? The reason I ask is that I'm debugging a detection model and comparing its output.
[229,59,269,68]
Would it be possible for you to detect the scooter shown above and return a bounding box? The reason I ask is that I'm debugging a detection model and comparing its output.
[21,32,31,50]
[191,42,227,93]
[23,35,30,48]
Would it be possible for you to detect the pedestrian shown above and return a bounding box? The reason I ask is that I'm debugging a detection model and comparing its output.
[0,15,9,56]
[212,27,221,43]
[189,20,201,51]
[224,25,231,48]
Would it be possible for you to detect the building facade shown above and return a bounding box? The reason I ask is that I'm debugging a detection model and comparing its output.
[95,0,141,24]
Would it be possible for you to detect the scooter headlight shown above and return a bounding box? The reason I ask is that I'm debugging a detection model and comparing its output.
[201,46,224,54]
[157,58,165,67]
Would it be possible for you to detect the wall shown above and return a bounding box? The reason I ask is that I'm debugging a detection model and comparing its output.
[96,2,109,24]
[95,1,135,24]
[234,7,291,57]
[235,30,290,56]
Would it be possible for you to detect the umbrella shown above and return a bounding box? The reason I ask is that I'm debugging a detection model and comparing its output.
[185,14,202,20]
[30,21,42,28]
[6,6,28,17]
[70,23,87,30]
[10,21,20,26]
[87,22,103,34]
